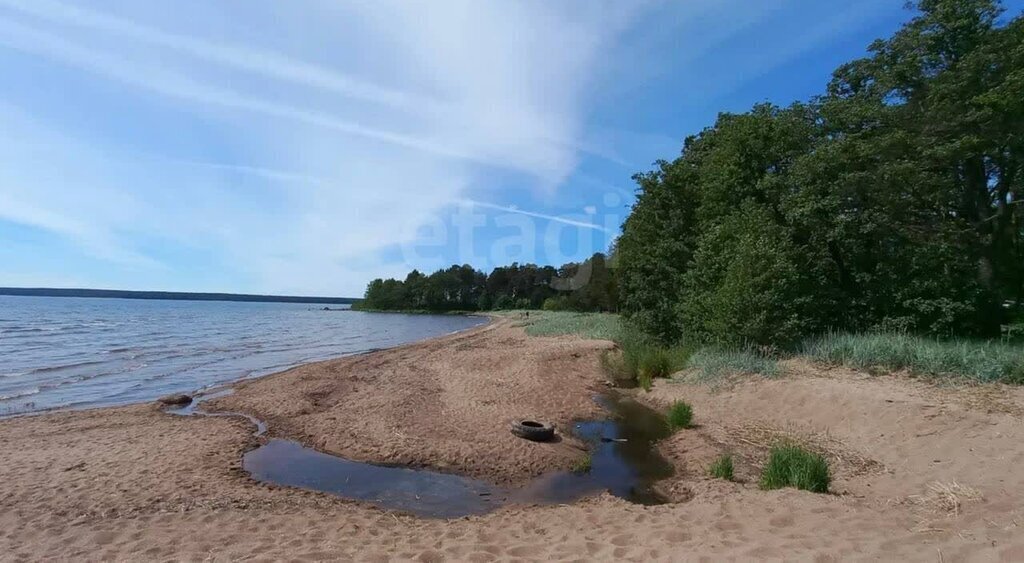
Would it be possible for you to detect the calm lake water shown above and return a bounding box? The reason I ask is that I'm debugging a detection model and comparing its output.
[0,296,485,416]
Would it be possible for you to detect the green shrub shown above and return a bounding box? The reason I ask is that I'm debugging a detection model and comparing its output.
[622,328,690,376]
[492,295,516,310]
[677,206,827,347]
[687,347,778,380]
[639,348,673,380]
[591,323,691,388]
[542,296,571,311]
[667,400,694,430]
[803,332,1024,384]
[709,454,734,481]
[759,444,830,493]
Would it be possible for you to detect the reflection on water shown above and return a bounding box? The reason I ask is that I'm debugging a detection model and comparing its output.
[245,440,505,518]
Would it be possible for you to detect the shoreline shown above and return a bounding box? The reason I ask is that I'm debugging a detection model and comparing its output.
[0,313,492,423]
[204,316,612,485]
[4,316,1024,560]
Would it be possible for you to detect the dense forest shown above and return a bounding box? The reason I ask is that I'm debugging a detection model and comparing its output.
[618,0,1023,346]
[356,253,617,313]
[361,0,1023,347]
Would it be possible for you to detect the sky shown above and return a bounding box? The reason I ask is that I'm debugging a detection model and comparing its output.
[0,0,1014,297]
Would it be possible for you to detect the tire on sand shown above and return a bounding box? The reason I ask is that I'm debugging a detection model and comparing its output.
[510,420,555,442]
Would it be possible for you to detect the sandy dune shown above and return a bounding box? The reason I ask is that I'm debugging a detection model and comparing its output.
[2,318,1024,561]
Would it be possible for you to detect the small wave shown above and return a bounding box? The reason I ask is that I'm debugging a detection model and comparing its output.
[103,347,136,354]
[26,360,106,375]
[0,387,40,401]
[1,371,27,378]
[2,327,45,334]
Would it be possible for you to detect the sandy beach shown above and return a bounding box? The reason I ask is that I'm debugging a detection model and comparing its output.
[3,317,1024,561]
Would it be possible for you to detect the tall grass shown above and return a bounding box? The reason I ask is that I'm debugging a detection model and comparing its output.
[708,454,735,481]
[515,311,689,388]
[516,311,624,341]
[759,444,830,493]
[804,332,1024,384]
[602,325,692,389]
[687,348,779,380]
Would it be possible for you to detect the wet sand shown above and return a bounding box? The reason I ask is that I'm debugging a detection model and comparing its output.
[3,317,1024,561]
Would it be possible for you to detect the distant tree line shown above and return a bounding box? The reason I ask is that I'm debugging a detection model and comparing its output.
[355,253,618,313]
[0,287,357,305]
[617,0,1024,346]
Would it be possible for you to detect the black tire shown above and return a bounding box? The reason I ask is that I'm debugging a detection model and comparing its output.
[510,420,555,442]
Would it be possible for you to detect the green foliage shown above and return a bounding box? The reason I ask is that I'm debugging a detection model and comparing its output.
[542,296,572,311]
[759,445,830,493]
[637,370,653,392]
[804,332,1024,384]
[666,401,694,430]
[687,348,779,380]
[595,325,691,388]
[361,254,619,314]
[570,454,592,474]
[679,205,826,346]
[492,295,516,310]
[616,1,1023,345]
[616,163,697,343]
[518,311,625,341]
[708,454,735,481]
[638,347,673,381]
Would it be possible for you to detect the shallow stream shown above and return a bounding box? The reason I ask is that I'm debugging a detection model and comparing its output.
[172,389,674,518]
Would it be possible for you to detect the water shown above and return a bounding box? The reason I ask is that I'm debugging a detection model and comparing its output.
[233,391,674,518]
[512,393,675,506]
[0,296,485,416]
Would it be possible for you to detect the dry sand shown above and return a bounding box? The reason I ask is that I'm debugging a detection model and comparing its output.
[208,318,611,484]
[2,317,1024,561]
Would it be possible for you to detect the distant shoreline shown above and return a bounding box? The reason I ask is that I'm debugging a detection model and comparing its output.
[0,287,358,305]
[348,305,481,316]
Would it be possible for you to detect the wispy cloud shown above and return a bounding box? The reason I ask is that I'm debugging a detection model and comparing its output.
[0,0,901,295]
[0,19,486,164]
[0,0,438,113]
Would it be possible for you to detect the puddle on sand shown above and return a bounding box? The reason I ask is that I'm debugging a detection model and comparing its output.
[237,391,674,518]
[244,440,504,518]
[510,393,674,506]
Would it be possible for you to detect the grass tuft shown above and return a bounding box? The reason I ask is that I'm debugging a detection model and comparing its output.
[570,453,592,474]
[759,444,830,493]
[637,371,653,392]
[666,400,694,430]
[708,454,735,481]
[596,323,691,390]
[803,332,1024,384]
[687,347,778,380]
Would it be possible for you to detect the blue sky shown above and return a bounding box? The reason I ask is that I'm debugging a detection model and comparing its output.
[0,0,1016,297]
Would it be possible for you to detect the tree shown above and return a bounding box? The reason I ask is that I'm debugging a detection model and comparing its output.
[616,0,1022,343]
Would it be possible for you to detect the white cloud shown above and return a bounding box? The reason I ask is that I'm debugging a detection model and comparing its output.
[0,0,878,295]
[0,1,651,294]
[0,0,438,113]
